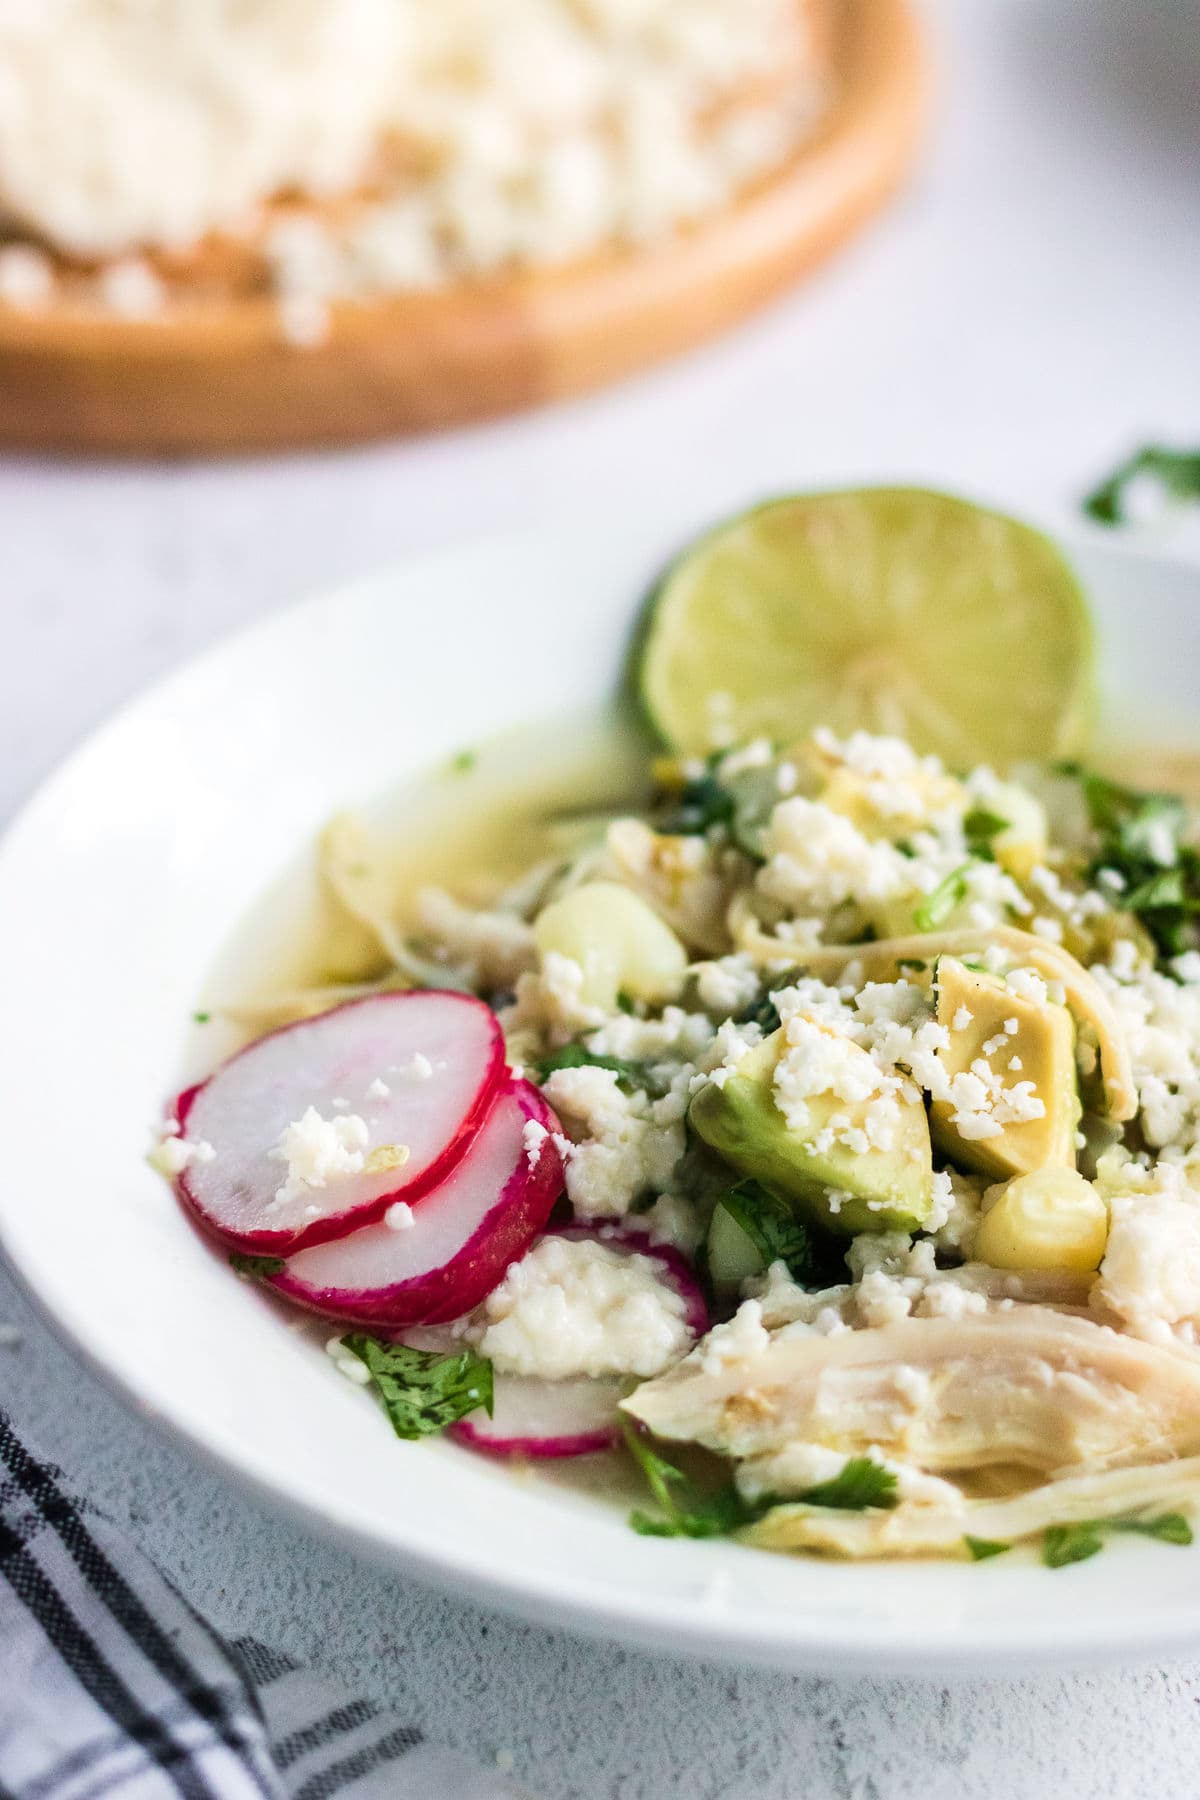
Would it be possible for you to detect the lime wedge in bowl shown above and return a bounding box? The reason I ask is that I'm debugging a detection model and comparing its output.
[638,489,1095,766]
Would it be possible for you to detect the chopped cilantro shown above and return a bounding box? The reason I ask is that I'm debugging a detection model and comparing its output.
[1063,763,1200,958]
[532,1044,648,1092]
[228,1252,285,1279]
[963,808,1010,858]
[716,1179,812,1285]
[1109,1511,1194,1546]
[796,1457,899,1512]
[1083,445,1200,526]
[192,1010,212,1024]
[340,1335,493,1440]
[1043,1510,1193,1568]
[657,770,735,837]
[964,1534,1011,1562]
[912,864,972,931]
[623,1430,900,1541]
[738,992,782,1034]
[1042,1523,1105,1568]
[449,749,477,774]
[623,1420,758,1538]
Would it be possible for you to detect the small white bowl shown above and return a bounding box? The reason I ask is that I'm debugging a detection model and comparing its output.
[3,510,1200,1676]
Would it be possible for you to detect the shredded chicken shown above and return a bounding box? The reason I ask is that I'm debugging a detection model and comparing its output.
[623,1308,1200,1478]
[745,1457,1200,1559]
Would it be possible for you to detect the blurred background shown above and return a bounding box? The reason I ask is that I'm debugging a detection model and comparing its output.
[2,2,1200,1796]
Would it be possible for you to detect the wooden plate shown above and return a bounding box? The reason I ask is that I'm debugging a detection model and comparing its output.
[0,0,926,456]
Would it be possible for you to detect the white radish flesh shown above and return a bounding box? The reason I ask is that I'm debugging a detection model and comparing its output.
[268,1080,563,1324]
[176,990,504,1252]
[451,1375,626,1458]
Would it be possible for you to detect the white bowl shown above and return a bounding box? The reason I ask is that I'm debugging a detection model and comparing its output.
[3,511,1200,1677]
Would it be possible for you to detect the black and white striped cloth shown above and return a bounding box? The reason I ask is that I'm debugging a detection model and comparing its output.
[0,1416,532,1800]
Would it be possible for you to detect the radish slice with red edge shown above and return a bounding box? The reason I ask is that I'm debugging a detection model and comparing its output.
[175,989,505,1253]
[452,1376,625,1459]
[447,1223,710,1459]
[267,1079,563,1324]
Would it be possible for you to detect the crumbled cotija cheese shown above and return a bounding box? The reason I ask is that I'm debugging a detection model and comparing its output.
[149,1131,216,1176]
[1095,1176,1200,1343]
[478,1234,693,1379]
[270,1106,368,1206]
[0,0,825,302]
[541,1064,685,1216]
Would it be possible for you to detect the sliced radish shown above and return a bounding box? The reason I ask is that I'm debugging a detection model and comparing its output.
[448,1224,710,1459]
[267,1079,563,1324]
[176,990,505,1253]
[451,1375,626,1458]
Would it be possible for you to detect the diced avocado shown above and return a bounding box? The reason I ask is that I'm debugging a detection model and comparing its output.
[689,1028,934,1237]
[930,955,1080,1179]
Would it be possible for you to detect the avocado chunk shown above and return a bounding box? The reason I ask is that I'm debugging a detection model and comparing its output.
[930,955,1080,1179]
[689,1027,934,1237]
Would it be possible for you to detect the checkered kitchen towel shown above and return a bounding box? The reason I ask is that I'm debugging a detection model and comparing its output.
[0,1415,532,1800]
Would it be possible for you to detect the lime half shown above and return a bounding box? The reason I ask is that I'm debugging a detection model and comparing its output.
[638,489,1094,767]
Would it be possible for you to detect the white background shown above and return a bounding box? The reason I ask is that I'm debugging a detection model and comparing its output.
[4,1,1200,1793]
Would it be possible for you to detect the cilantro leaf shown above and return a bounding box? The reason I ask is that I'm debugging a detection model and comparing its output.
[622,1420,764,1539]
[912,864,973,931]
[964,1534,1011,1562]
[657,771,736,837]
[738,992,782,1034]
[1062,763,1199,958]
[963,808,1010,858]
[229,1252,285,1279]
[716,1179,812,1285]
[1083,445,1200,526]
[341,1335,493,1440]
[1043,1523,1106,1568]
[1109,1511,1194,1546]
[532,1044,648,1093]
[1043,1509,1194,1567]
[796,1457,899,1512]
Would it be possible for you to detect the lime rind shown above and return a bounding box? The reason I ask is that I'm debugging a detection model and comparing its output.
[636,488,1095,769]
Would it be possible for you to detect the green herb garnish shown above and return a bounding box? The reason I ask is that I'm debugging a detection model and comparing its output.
[229,1252,285,1279]
[896,957,928,972]
[912,864,973,931]
[1063,763,1200,958]
[963,808,1010,858]
[192,1010,212,1024]
[1083,445,1200,526]
[532,1044,649,1093]
[964,1534,1011,1562]
[1042,1510,1193,1568]
[623,1421,754,1539]
[623,1429,898,1540]
[795,1457,899,1512]
[716,1179,812,1285]
[340,1335,493,1440]
[449,749,477,774]
[1042,1523,1106,1568]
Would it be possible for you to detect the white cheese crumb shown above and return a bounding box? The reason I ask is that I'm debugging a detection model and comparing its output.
[697,1299,771,1373]
[98,258,165,318]
[384,1201,414,1231]
[366,1077,391,1099]
[479,1233,694,1380]
[270,1107,368,1207]
[0,243,54,310]
[952,1006,972,1032]
[149,1132,216,1176]
[522,1118,549,1170]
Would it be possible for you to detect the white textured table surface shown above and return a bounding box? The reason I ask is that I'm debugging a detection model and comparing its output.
[4,2,1200,1795]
